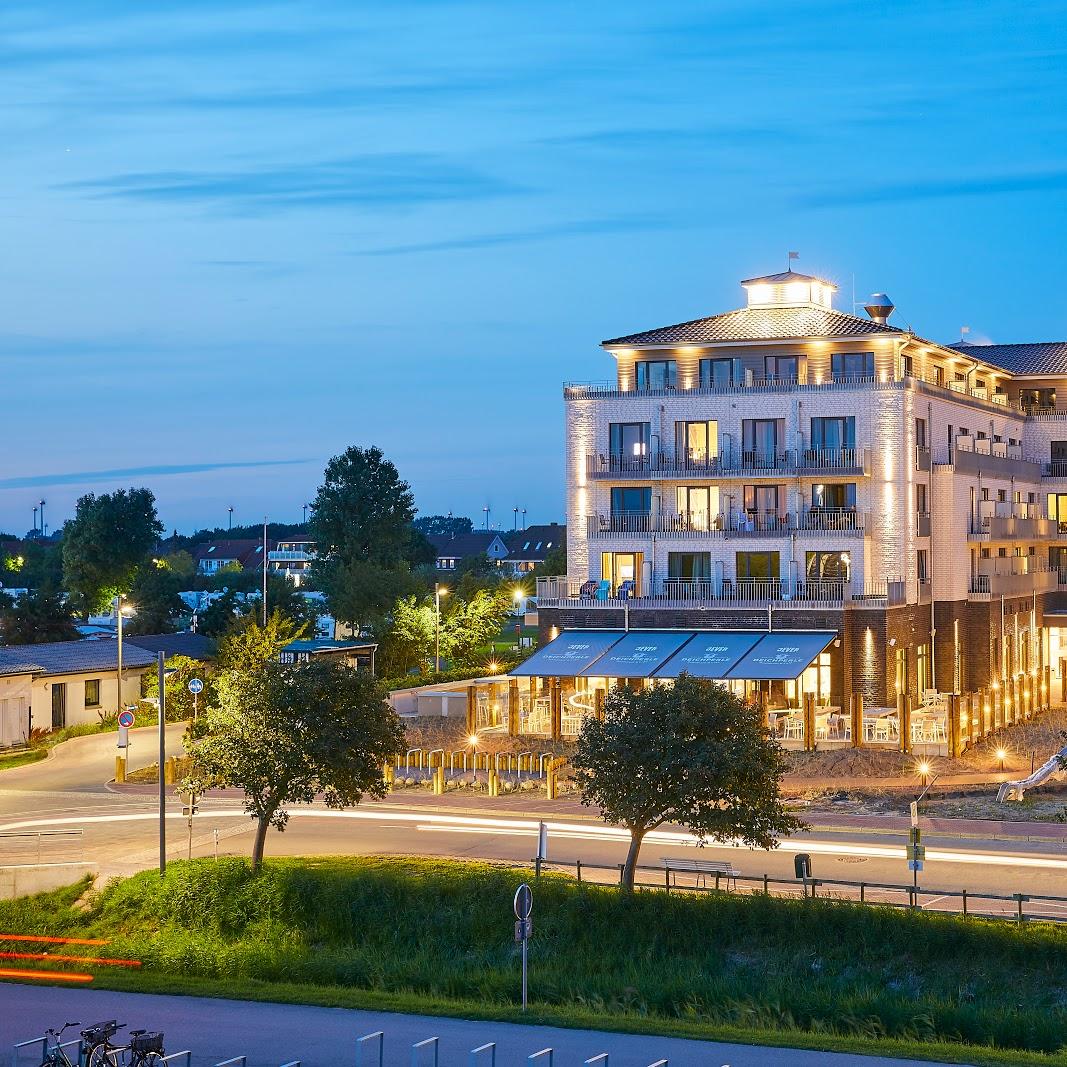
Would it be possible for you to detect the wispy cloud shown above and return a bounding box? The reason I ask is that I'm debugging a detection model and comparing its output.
[0,459,310,490]
[57,154,522,214]
[356,215,676,256]
[543,125,794,150]
[801,169,1067,208]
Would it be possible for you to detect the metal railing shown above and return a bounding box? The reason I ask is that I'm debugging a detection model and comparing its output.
[589,509,865,538]
[0,829,83,865]
[548,857,1067,924]
[585,447,867,478]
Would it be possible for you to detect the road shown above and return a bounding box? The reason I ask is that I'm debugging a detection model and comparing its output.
[3,726,1067,918]
[0,985,972,1067]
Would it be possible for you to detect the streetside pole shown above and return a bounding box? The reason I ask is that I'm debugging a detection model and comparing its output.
[158,651,166,875]
[262,517,268,626]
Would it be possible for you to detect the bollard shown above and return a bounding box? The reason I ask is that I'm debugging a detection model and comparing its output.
[115,755,127,783]
[383,763,394,786]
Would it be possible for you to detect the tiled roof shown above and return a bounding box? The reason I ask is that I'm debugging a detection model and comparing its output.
[602,306,901,347]
[0,662,42,677]
[191,539,273,567]
[125,632,216,661]
[428,532,501,559]
[505,524,566,561]
[949,341,1067,376]
[0,638,155,676]
[739,270,829,286]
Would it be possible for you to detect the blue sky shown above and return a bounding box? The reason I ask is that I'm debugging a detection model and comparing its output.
[4,0,1066,535]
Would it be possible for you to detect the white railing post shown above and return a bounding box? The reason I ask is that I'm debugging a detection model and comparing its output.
[356,1034,384,1067]
[411,1037,439,1067]
[469,1043,496,1067]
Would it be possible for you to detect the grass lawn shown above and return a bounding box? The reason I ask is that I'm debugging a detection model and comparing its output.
[0,747,47,771]
[2,857,1066,1066]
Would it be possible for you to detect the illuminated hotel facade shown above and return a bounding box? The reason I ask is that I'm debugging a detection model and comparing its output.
[535,269,1067,712]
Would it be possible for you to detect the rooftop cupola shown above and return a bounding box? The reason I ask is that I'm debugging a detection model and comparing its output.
[740,270,836,310]
[863,292,895,325]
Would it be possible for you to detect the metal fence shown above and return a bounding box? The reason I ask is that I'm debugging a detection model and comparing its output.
[540,856,1067,924]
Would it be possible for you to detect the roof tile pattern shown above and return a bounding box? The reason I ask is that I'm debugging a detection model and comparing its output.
[603,306,901,347]
[950,341,1067,376]
[0,638,155,676]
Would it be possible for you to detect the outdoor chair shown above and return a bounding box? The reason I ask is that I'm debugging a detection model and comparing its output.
[617,579,635,600]
[594,580,611,600]
[578,579,598,600]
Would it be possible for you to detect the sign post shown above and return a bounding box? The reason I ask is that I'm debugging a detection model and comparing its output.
[513,883,533,1012]
[117,707,135,750]
[188,677,204,722]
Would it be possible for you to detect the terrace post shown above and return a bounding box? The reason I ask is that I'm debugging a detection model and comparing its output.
[898,692,911,753]
[595,688,605,721]
[947,693,961,758]
[508,679,520,736]
[550,679,562,741]
[466,686,477,736]
[850,692,863,748]
[1045,664,1052,710]
[758,689,770,731]
[803,692,816,751]
[992,685,1001,730]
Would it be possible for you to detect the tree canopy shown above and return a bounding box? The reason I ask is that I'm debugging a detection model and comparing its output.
[125,561,187,635]
[0,588,79,644]
[215,609,306,674]
[62,488,163,614]
[413,514,473,538]
[572,676,801,888]
[182,659,404,868]
[142,654,215,723]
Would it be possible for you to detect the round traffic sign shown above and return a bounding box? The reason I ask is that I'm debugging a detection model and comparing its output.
[513,883,533,921]
[188,678,204,695]
[117,709,135,728]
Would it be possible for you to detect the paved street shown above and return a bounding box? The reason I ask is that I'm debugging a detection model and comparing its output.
[0,985,973,1067]
[3,728,1067,919]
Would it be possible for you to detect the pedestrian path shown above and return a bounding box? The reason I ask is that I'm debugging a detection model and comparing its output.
[1,984,973,1067]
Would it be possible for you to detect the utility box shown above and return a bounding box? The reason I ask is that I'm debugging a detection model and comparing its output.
[794,853,812,880]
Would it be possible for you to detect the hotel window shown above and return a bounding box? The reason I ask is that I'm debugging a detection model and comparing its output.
[1048,494,1067,534]
[805,551,850,581]
[811,483,856,511]
[601,551,642,596]
[699,358,738,388]
[743,484,783,520]
[764,354,801,382]
[917,644,930,694]
[917,549,929,582]
[608,422,651,461]
[915,417,927,450]
[932,365,945,386]
[610,487,651,515]
[84,679,101,708]
[902,354,914,377]
[676,486,718,530]
[667,551,711,579]
[831,351,874,381]
[736,551,780,581]
[1022,388,1056,412]
[916,483,928,516]
[675,420,718,466]
[810,416,855,450]
[741,418,781,463]
[635,359,677,390]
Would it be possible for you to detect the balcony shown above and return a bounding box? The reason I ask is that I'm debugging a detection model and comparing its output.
[915,446,931,472]
[268,550,316,563]
[967,503,1056,541]
[968,561,1057,599]
[952,437,1041,480]
[588,509,866,539]
[1042,461,1067,480]
[916,512,931,538]
[536,575,913,611]
[585,447,869,480]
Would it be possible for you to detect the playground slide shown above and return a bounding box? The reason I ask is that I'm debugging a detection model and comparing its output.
[997,745,1067,802]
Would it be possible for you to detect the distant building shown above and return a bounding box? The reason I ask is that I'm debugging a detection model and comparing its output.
[192,539,273,575]
[279,638,377,674]
[125,633,216,662]
[0,638,154,741]
[429,532,510,572]
[267,539,317,586]
[503,523,565,575]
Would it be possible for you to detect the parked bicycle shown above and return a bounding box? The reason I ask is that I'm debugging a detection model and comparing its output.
[81,1022,126,1067]
[40,1023,82,1067]
[87,1029,166,1067]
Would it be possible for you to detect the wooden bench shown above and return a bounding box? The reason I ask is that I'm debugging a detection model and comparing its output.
[663,857,740,890]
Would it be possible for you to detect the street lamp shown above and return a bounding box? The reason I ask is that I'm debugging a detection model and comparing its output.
[228,506,234,531]
[996,747,1007,772]
[114,595,134,714]
[434,584,448,672]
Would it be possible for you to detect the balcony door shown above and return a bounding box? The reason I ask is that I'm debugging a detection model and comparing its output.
[810,416,855,450]
[676,486,718,530]
[742,419,780,466]
[675,420,718,468]
[742,485,784,529]
[609,487,651,532]
[601,551,643,597]
[736,552,780,595]
[51,683,66,730]
[608,422,651,471]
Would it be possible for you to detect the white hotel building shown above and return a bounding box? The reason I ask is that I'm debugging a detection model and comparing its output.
[535,269,1067,712]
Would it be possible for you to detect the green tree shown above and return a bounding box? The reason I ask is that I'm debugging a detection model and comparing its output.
[216,609,307,673]
[309,446,431,629]
[259,575,321,633]
[413,514,473,538]
[572,676,801,889]
[18,539,64,590]
[532,543,567,579]
[444,587,512,666]
[0,588,79,644]
[159,550,196,581]
[195,589,243,637]
[62,488,164,613]
[453,552,500,599]
[125,562,187,635]
[376,594,437,675]
[182,659,404,869]
[142,654,215,723]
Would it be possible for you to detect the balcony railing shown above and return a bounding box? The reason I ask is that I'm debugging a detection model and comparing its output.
[536,575,911,610]
[1043,461,1067,478]
[586,448,868,479]
[588,509,866,538]
[969,568,1058,598]
[268,550,315,562]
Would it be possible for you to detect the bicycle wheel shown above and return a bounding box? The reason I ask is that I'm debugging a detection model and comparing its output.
[138,1053,165,1067]
[87,1045,121,1067]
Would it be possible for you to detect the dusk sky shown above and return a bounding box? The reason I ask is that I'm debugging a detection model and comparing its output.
[5,0,1066,536]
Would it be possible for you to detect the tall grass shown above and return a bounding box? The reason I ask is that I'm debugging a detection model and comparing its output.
[4,857,1067,1055]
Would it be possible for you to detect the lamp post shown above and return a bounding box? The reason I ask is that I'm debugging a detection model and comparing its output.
[434,584,448,672]
[32,505,38,535]
[114,594,130,715]
[228,506,234,531]
[302,502,309,525]
[39,499,46,537]
[483,506,490,531]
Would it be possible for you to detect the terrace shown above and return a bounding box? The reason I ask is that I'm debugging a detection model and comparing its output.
[587,508,866,539]
[585,447,868,480]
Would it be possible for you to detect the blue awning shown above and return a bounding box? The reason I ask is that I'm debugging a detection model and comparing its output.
[724,631,837,680]
[510,630,624,677]
[652,631,764,679]
[579,631,694,678]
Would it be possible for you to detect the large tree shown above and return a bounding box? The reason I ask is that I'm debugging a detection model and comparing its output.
[215,609,306,673]
[182,659,404,869]
[142,654,215,724]
[413,514,473,538]
[0,588,79,644]
[125,562,187,635]
[572,676,801,889]
[62,488,163,614]
[309,446,431,629]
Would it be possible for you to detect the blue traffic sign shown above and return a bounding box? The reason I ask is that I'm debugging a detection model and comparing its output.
[118,709,135,728]
[188,678,204,694]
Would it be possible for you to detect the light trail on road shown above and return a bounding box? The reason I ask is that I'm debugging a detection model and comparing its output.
[5,805,1067,872]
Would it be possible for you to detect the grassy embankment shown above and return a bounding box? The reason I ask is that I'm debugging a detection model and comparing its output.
[2,857,1067,1065]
